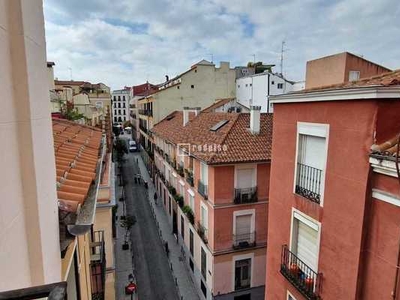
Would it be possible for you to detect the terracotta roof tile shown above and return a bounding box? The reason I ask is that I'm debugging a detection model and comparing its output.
[52,118,102,209]
[201,98,235,112]
[371,134,400,159]
[152,111,273,164]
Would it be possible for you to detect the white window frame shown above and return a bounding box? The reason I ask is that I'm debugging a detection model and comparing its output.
[287,290,297,300]
[188,189,195,210]
[200,201,208,232]
[289,208,321,273]
[234,164,257,188]
[294,122,329,206]
[200,162,208,185]
[349,70,360,81]
[232,252,254,290]
[233,209,255,238]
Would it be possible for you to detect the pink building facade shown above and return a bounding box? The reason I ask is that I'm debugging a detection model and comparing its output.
[265,70,400,299]
[151,108,271,299]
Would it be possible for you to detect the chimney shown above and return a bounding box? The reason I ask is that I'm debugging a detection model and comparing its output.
[183,107,190,126]
[250,105,261,134]
[194,107,201,116]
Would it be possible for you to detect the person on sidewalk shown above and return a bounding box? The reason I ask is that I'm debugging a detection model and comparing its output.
[165,242,169,257]
[154,192,158,205]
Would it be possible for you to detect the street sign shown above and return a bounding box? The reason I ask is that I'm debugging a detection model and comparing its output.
[125,283,137,295]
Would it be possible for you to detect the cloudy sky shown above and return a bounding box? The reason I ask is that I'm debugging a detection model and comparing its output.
[43,0,400,90]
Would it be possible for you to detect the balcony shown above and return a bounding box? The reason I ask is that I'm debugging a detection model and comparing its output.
[233,231,256,249]
[295,163,322,204]
[138,109,153,116]
[197,221,208,244]
[280,245,322,300]
[0,282,67,300]
[90,231,106,300]
[139,124,148,134]
[197,180,208,199]
[185,169,194,187]
[234,187,257,204]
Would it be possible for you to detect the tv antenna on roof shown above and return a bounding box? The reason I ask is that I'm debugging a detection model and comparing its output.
[68,67,73,80]
[280,40,286,75]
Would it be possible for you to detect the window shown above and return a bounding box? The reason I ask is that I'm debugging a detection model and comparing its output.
[123,110,126,115]
[190,230,194,256]
[295,123,328,205]
[235,166,256,204]
[177,86,180,89]
[118,103,121,108]
[191,85,194,89]
[249,83,252,87]
[189,258,194,272]
[169,196,172,215]
[181,215,185,239]
[188,192,194,210]
[114,117,117,122]
[235,258,251,290]
[277,83,283,89]
[118,96,121,101]
[287,291,297,300]
[290,210,320,273]
[123,103,126,108]
[123,95,125,101]
[200,163,208,184]
[201,205,208,230]
[113,96,116,101]
[271,81,275,85]
[201,280,207,297]
[245,84,248,87]
[238,85,240,88]
[118,109,121,115]
[201,247,207,279]
[349,70,360,81]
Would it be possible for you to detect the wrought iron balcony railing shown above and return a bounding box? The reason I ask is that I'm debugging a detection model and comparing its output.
[295,163,322,204]
[234,187,258,204]
[90,230,106,300]
[139,124,148,134]
[233,231,256,249]
[185,169,194,187]
[138,109,152,116]
[280,245,322,300]
[198,180,208,199]
[0,282,67,300]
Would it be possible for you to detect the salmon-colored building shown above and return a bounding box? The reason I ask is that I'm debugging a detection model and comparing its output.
[151,107,272,299]
[265,69,400,299]
[305,52,391,89]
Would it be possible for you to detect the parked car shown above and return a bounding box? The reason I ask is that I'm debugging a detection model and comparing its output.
[129,140,137,152]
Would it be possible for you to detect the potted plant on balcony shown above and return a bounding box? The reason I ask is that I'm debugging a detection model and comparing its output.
[290,262,299,277]
[182,205,195,225]
[174,194,184,208]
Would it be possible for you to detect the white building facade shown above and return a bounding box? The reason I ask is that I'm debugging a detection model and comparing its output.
[236,72,300,113]
[112,88,131,124]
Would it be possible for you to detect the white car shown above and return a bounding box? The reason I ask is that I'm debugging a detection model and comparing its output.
[129,140,137,152]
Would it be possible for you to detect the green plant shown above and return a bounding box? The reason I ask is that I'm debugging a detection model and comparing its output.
[114,137,128,162]
[182,205,195,225]
[168,185,177,196]
[174,194,184,207]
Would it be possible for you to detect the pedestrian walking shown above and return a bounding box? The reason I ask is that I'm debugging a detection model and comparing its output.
[154,192,158,205]
[165,242,169,257]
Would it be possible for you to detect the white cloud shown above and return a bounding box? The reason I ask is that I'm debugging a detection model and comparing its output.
[43,0,400,89]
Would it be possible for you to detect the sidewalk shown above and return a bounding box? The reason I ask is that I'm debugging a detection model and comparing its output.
[115,163,137,300]
[136,154,200,300]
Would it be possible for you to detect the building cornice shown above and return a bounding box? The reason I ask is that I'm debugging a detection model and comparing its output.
[270,86,400,104]
[369,156,399,178]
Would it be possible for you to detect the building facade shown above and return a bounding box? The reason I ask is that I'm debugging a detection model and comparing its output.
[137,60,237,150]
[305,52,391,89]
[151,107,271,300]
[112,88,131,124]
[236,72,297,113]
[265,70,400,299]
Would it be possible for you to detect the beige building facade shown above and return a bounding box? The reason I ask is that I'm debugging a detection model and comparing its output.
[0,0,61,290]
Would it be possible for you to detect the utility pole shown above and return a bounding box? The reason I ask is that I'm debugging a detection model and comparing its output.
[280,40,286,75]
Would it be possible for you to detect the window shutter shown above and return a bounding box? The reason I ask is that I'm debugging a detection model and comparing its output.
[296,221,318,271]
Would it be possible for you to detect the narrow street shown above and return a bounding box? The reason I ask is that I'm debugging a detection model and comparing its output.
[120,144,179,300]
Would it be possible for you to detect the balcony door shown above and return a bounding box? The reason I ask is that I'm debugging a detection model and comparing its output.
[235,214,252,245]
[235,258,251,290]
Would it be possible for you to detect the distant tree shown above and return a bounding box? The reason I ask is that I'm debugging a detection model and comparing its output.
[114,137,128,162]
[61,101,85,121]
